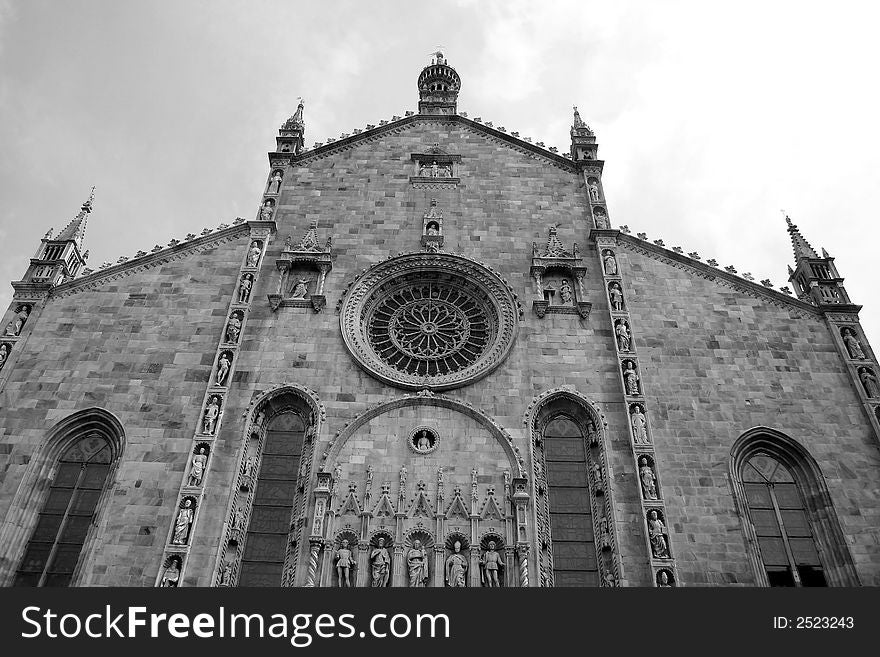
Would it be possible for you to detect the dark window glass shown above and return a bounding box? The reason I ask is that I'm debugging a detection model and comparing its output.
[238,412,306,587]
[13,436,113,587]
[743,454,826,587]
[544,415,597,587]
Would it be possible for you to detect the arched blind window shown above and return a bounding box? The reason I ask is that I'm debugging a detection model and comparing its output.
[741,454,826,587]
[14,436,112,587]
[543,416,597,586]
[238,411,306,586]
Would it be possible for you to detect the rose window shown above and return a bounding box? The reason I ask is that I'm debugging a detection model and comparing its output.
[340,253,519,390]
[372,284,488,375]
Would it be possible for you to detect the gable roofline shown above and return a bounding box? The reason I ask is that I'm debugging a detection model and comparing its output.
[616,232,826,317]
[47,221,252,300]
[278,113,581,173]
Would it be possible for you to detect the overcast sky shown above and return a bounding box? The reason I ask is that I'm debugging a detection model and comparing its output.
[1,0,877,347]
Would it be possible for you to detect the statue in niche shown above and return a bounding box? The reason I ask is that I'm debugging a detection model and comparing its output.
[225,312,242,344]
[639,456,658,500]
[188,447,208,487]
[203,396,220,434]
[559,279,573,304]
[246,241,262,267]
[370,537,391,587]
[859,367,880,397]
[445,540,468,587]
[598,517,611,549]
[290,278,310,299]
[603,250,618,275]
[589,180,601,202]
[172,499,195,545]
[399,465,407,497]
[648,510,670,558]
[160,559,181,587]
[218,561,232,586]
[480,541,504,587]
[431,161,440,177]
[5,305,30,336]
[623,361,640,395]
[657,570,673,587]
[0,343,8,371]
[593,209,608,229]
[335,539,355,587]
[631,404,649,445]
[266,171,283,194]
[407,539,430,587]
[426,221,439,236]
[419,162,430,176]
[439,164,453,177]
[216,352,231,386]
[233,506,246,532]
[843,328,866,359]
[414,430,433,452]
[238,274,253,303]
[259,201,274,222]
[609,283,624,311]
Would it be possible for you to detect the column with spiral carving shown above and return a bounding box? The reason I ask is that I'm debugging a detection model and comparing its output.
[305,471,332,586]
[512,476,532,586]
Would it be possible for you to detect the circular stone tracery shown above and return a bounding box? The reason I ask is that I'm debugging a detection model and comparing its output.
[341,253,518,390]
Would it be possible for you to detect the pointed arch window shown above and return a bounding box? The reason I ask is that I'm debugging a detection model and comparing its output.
[13,436,113,587]
[542,415,597,586]
[238,411,306,586]
[741,454,825,586]
[731,429,859,587]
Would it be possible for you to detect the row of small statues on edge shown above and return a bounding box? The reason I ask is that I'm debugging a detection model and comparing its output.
[335,538,503,587]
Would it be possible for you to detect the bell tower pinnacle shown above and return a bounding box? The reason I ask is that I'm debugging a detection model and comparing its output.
[417,51,460,115]
[17,188,93,290]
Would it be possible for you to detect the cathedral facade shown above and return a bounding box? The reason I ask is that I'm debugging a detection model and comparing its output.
[1,54,878,588]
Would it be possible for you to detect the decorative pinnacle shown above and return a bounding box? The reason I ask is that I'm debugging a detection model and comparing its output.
[55,186,95,248]
[784,212,819,260]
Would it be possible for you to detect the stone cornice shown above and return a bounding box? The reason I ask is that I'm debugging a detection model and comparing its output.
[286,114,579,173]
[49,223,252,300]
[616,232,821,318]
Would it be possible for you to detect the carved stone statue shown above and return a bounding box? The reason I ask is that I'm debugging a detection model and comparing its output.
[246,241,262,267]
[160,559,181,587]
[657,570,673,587]
[5,306,30,336]
[238,274,253,303]
[370,538,391,587]
[647,510,669,558]
[431,161,440,178]
[639,456,658,500]
[589,180,601,201]
[603,250,617,275]
[259,202,274,222]
[609,283,624,311]
[266,171,283,194]
[419,162,430,176]
[426,222,439,236]
[216,352,231,386]
[631,405,649,445]
[172,499,195,545]
[480,541,503,587]
[859,367,880,397]
[415,430,432,452]
[188,447,208,487]
[203,396,220,434]
[407,540,429,587]
[445,540,467,587]
[0,343,8,371]
[623,361,640,395]
[335,539,355,587]
[290,278,309,299]
[593,209,608,229]
[559,279,573,304]
[225,313,242,343]
[218,561,232,586]
[843,328,866,359]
